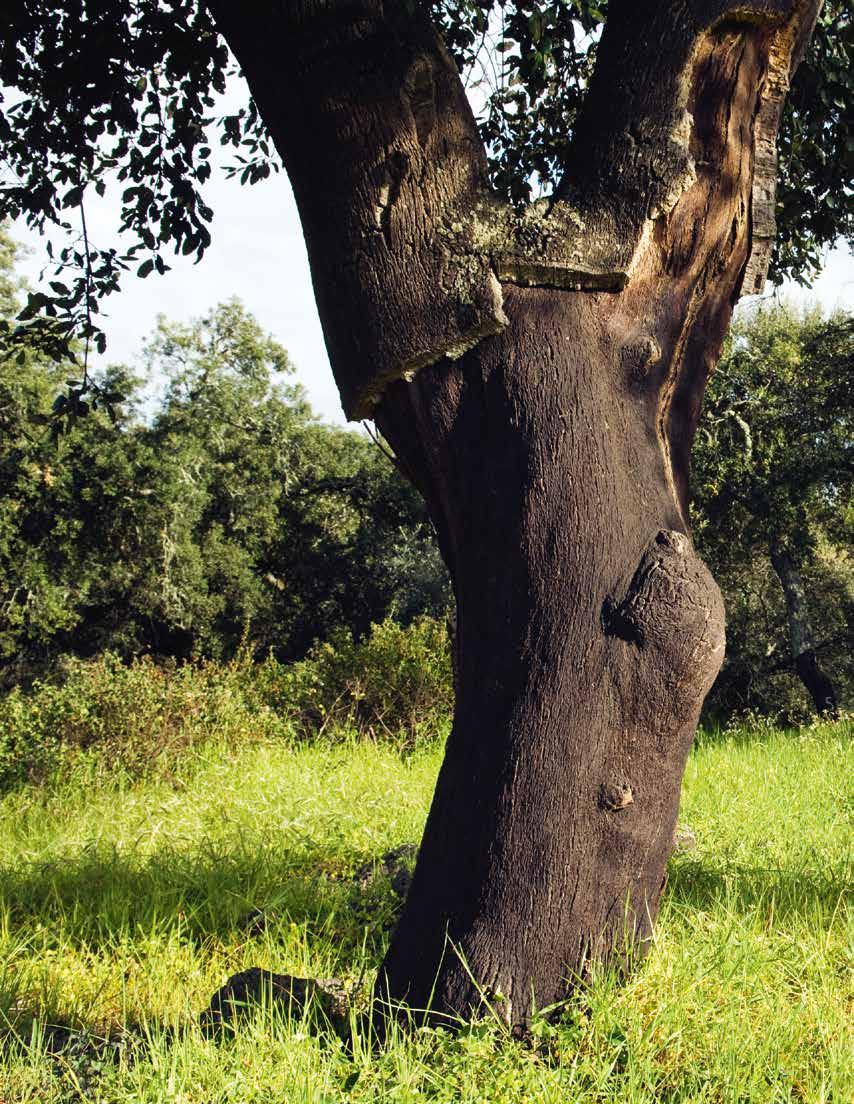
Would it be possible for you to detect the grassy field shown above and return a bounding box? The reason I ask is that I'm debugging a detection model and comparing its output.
[0,718,850,1102]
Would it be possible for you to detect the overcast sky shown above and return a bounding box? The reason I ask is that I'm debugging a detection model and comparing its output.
[12,81,853,428]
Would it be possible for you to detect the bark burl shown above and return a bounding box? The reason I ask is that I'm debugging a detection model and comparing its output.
[206,0,822,1026]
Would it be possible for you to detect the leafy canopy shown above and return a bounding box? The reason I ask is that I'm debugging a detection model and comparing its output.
[692,304,853,567]
[0,230,450,677]
[1,0,851,369]
[691,304,853,718]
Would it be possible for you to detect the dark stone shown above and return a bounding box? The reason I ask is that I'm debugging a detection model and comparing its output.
[200,967,350,1038]
[352,844,418,897]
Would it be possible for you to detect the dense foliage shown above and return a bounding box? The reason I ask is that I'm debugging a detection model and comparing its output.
[0,239,450,683]
[1,233,850,717]
[693,304,853,718]
[0,0,850,374]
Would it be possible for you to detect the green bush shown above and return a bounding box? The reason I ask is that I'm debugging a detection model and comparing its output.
[254,616,453,748]
[0,650,291,789]
[0,617,454,790]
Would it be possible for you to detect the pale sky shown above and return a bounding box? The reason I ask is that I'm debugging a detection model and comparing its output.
[13,77,853,428]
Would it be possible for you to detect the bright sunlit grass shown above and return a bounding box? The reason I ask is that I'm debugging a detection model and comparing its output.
[0,718,850,1102]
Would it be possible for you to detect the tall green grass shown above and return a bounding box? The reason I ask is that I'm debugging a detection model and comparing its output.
[0,712,849,1102]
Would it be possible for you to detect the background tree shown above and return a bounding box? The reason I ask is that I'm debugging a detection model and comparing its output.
[141,302,450,658]
[1,253,449,678]
[0,230,133,675]
[2,0,852,1028]
[693,304,852,717]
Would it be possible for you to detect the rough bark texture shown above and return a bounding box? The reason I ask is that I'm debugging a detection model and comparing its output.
[206,0,822,1027]
[207,0,817,420]
[770,539,839,715]
[205,0,506,418]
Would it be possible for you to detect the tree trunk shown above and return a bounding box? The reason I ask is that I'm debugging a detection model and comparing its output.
[206,0,821,1027]
[770,538,839,715]
[374,292,727,1026]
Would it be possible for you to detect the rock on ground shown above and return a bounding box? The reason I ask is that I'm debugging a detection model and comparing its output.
[200,968,350,1038]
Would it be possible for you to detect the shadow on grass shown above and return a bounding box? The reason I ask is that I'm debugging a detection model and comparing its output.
[665,853,850,922]
[1,827,847,965]
[0,835,405,966]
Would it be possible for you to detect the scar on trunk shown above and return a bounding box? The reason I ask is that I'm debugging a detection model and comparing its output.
[374,150,410,247]
[403,56,437,148]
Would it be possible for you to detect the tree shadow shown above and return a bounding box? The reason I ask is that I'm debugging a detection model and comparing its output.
[2,831,844,959]
[665,852,849,923]
[0,833,410,965]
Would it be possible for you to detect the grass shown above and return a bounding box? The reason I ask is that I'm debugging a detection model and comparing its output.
[0,718,849,1102]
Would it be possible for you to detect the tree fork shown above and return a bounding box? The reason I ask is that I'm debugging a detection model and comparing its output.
[205,0,822,1026]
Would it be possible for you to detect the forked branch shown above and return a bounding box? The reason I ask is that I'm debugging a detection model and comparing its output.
[205,0,822,419]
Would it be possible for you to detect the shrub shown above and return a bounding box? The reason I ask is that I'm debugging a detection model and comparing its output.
[0,650,290,789]
[257,616,453,747]
[0,618,454,790]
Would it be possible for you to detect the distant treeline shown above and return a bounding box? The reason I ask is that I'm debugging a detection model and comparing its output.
[692,304,852,720]
[1,232,851,720]
[0,286,450,682]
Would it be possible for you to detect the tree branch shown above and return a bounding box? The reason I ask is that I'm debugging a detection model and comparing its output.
[205,0,506,419]
[204,0,822,422]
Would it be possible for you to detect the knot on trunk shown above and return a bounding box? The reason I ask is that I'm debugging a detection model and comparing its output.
[599,780,634,811]
[621,334,662,387]
[604,529,725,724]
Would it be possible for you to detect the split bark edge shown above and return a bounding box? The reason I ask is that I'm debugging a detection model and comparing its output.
[204,0,823,419]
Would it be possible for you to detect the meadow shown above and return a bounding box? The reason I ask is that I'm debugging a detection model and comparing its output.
[0,661,849,1102]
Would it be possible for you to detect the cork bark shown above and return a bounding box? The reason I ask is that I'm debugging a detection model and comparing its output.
[206,0,822,1027]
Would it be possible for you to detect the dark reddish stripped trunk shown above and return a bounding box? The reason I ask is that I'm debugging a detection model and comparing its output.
[206,0,821,1026]
[770,539,839,716]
